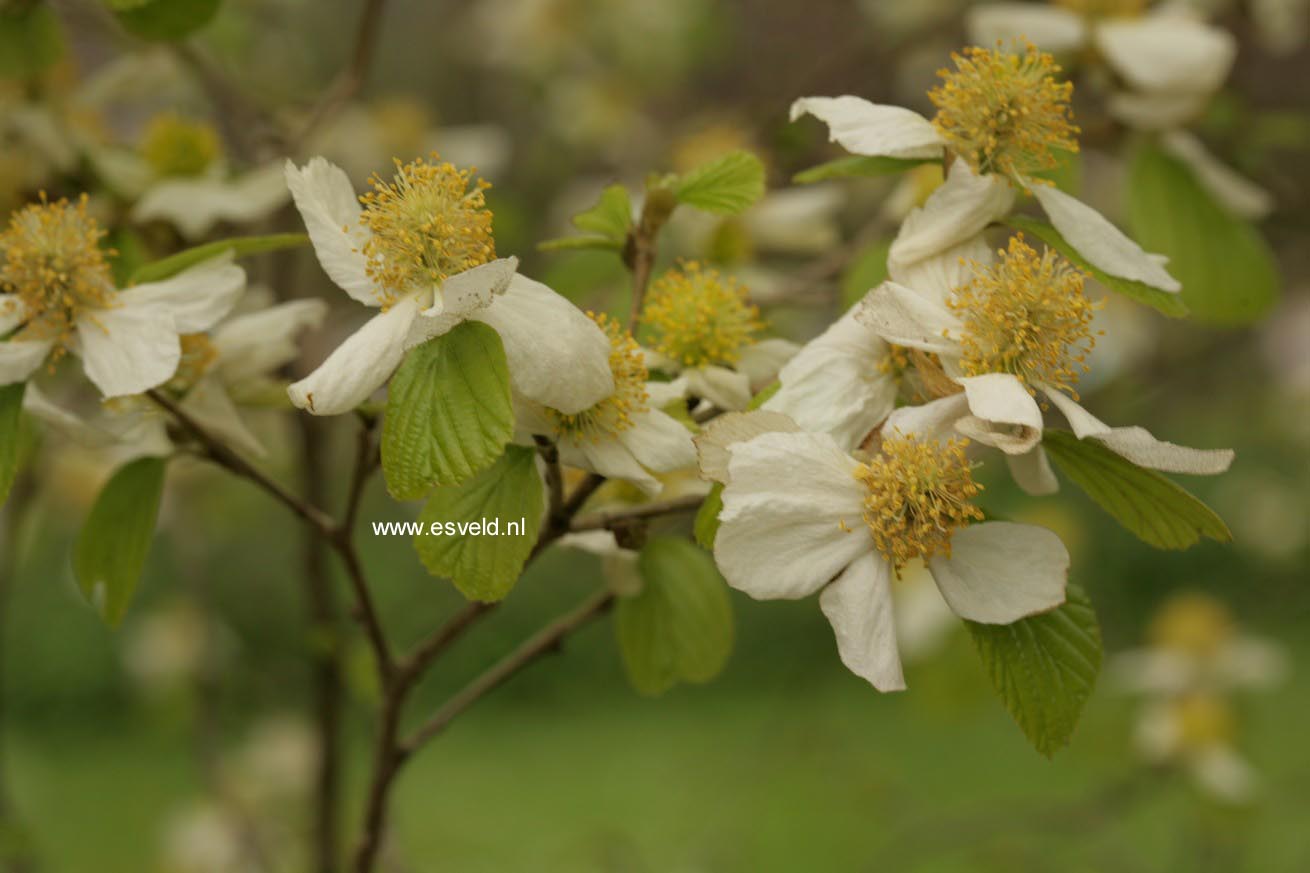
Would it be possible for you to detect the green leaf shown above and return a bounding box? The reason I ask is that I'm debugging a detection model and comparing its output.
[413,445,544,602]
[966,583,1101,758]
[573,184,633,239]
[616,537,734,695]
[130,233,309,283]
[536,234,624,253]
[0,2,64,78]
[72,457,167,627]
[673,150,766,215]
[793,154,932,184]
[747,380,780,410]
[693,482,723,551]
[1042,429,1231,550]
[0,382,25,506]
[381,322,514,500]
[1005,215,1188,318]
[1126,141,1279,326]
[109,0,220,41]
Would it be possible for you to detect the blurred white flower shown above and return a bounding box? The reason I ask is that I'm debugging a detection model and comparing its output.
[224,715,318,806]
[122,600,234,694]
[159,803,247,873]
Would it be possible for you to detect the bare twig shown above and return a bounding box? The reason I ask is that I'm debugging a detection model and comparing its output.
[570,494,704,532]
[624,188,677,334]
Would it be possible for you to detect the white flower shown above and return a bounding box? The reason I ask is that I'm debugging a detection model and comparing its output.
[858,235,1233,494]
[0,196,245,398]
[283,156,613,416]
[517,313,696,495]
[710,418,1069,691]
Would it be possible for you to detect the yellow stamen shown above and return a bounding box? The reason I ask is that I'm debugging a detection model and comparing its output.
[165,334,219,395]
[929,42,1080,182]
[1173,692,1237,748]
[642,261,764,368]
[548,312,649,442]
[358,154,496,305]
[949,235,1099,399]
[140,114,221,177]
[1148,593,1235,659]
[855,436,984,573]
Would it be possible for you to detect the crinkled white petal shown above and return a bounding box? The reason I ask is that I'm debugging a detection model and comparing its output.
[0,337,53,385]
[927,521,1069,624]
[132,163,291,239]
[76,305,181,398]
[564,437,660,496]
[420,256,519,318]
[615,408,696,475]
[955,373,1044,456]
[789,96,943,160]
[883,393,970,444]
[287,294,421,415]
[116,255,246,334]
[471,274,614,415]
[211,299,329,388]
[1095,15,1236,97]
[855,281,963,355]
[765,307,898,450]
[890,161,1014,268]
[1160,130,1274,221]
[1,295,28,334]
[694,409,800,484]
[1007,447,1060,496]
[888,234,994,307]
[966,3,1087,53]
[736,338,798,389]
[284,157,377,306]
[684,365,752,411]
[716,431,869,600]
[179,376,266,458]
[819,552,906,692]
[1031,184,1181,292]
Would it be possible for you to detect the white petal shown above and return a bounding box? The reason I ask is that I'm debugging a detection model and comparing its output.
[819,552,906,692]
[421,256,519,318]
[131,163,291,239]
[716,431,869,600]
[76,305,181,398]
[966,4,1087,52]
[1160,130,1274,221]
[21,384,121,447]
[890,161,1014,268]
[179,376,266,458]
[284,157,377,306]
[1031,184,1181,292]
[1106,89,1211,130]
[684,365,752,411]
[644,376,689,408]
[765,308,898,450]
[855,281,962,355]
[883,393,970,443]
[564,438,660,495]
[211,299,329,387]
[1191,746,1258,805]
[471,274,614,415]
[955,373,1044,455]
[0,337,54,385]
[287,294,421,415]
[789,96,943,160]
[1096,15,1235,97]
[694,410,800,484]
[1040,385,1110,438]
[1007,447,1060,496]
[1,295,28,334]
[616,409,695,474]
[117,256,246,333]
[888,234,993,307]
[736,338,798,388]
[928,522,1069,624]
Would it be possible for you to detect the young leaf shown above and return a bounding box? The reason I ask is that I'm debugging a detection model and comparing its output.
[109,0,221,41]
[693,482,723,551]
[537,234,624,253]
[1126,141,1278,326]
[572,184,633,239]
[1042,429,1231,550]
[73,456,167,627]
[673,150,766,215]
[381,322,514,500]
[616,537,734,696]
[1005,215,1188,318]
[793,154,932,184]
[413,445,544,602]
[0,2,64,78]
[130,233,309,283]
[966,583,1101,758]
[0,382,25,506]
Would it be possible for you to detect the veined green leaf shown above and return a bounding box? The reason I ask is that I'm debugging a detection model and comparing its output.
[693,482,723,551]
[130,233,309,283]
[1042,429,1231,550]
[0,382,25,506]
[573,184,633,239]
[109,0,220,41]
[381,322,514,500]
[0,2,64,78]
[414,445,544,602]
[616,537,734,695]
[673,150,766,215]
[793,154,933,184]
[1005,215,1188,318]
[73,456,167,627]
[1126,141,1278,326]
[537,234,624,253]
[966,583,1101,758]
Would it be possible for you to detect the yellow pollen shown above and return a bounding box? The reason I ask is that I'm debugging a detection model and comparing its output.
[547,312,649,442]
[358,154,496,305]
[165,334,219,395]
[1172,692,1238,749]
[642,261,764,369]
[854,436,984,573]
[1148,593,1235,659]
[140,114,221,177]
[1053,0,1146,18]
[929,42,1080,182]
[949,235,1099,399]
[0,193,116,360]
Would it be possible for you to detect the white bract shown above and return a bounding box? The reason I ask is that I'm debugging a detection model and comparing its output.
[284,156,614,416]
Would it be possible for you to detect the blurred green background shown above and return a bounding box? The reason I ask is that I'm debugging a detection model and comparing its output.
[2,0,1309,870]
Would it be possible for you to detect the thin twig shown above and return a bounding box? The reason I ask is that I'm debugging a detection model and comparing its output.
[570,494,705,532]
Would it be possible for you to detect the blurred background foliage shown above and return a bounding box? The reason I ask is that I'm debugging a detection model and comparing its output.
[1,0,1309,870]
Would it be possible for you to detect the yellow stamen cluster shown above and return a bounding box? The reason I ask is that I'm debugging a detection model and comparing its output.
[358,155,495,304]
[1054,0,1146,18]
[949,235,1098,398]
[929,42,1080,181]
[1148,593,1235,659]
[140,114,221,177]
[547,312,649,442]
[642,261,764,368]
[165,334,219,395]
[1173,692,1237,748]
[854,436,984,573]
[0,194,116,356]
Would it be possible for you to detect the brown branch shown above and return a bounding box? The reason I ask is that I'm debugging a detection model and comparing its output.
[624,188,677,334]
[570,494,704,532]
